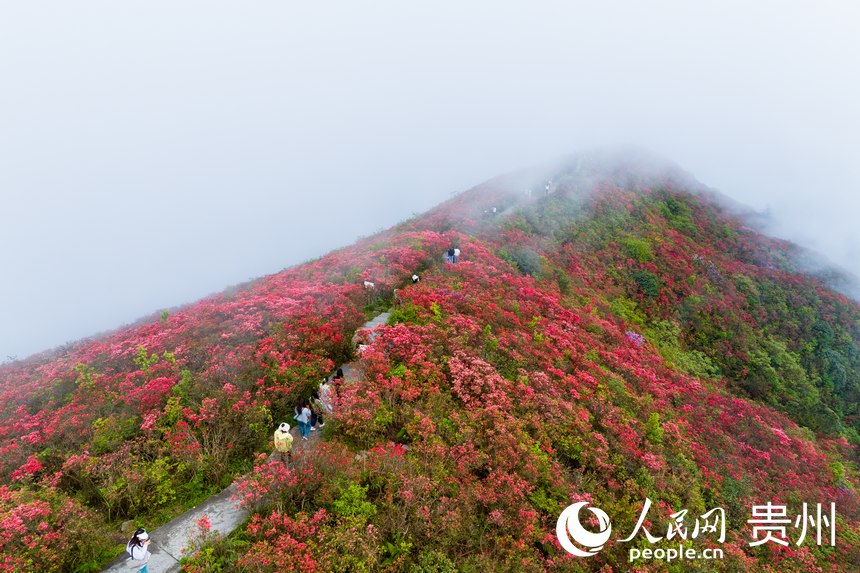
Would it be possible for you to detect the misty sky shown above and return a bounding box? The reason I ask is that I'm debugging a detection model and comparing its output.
[1,1,859,361]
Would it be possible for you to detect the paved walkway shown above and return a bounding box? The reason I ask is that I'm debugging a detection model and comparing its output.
[354,312,390,341]
[103,312,390,572]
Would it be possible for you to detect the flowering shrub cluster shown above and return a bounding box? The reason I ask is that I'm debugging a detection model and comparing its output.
[0,484,116,572]
[0,229,450,570]
[1,166,859,571]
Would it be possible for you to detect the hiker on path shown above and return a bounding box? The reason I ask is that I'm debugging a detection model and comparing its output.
[294,398,307,438]
[309,390,319,431]
[453,248,460,263]
[447,248,455,263]
[310,388,325,427]
[294,397,306,419]
[296,402,312,441]
[126,528,152,572]
[274,422,293,461]
[319,380,333,415]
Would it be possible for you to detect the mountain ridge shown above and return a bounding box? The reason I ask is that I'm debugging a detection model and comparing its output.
[1,155,858,571]
[6,150,856,369]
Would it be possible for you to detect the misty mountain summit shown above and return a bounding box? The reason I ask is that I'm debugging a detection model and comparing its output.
[1,156,859,571]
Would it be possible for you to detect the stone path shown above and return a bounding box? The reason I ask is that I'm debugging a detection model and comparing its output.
[355,312,390,341]
[102,312,390,572]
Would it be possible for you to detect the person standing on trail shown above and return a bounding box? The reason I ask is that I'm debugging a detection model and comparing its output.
[319,380,333,415]
[310,388,325,428]
[447,247,455,263]
[295,402,312,440]
[293,398,306,435]
[274,422,293,461]
[126,528,152,572]
[309,391,319,431]
[453,248,460,263]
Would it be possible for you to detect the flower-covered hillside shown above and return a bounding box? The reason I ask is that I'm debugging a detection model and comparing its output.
[0,229,450,571]
[1,156,858,572]
[232,209,857,572]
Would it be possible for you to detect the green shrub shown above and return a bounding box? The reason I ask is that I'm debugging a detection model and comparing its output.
[621,237,653,262]
[609,297,646,325]
[659,196,695,232]
[91,416,140,455]
[332,484,377,520]
[553,267,571,295]
[646,320,719,379]
[632,270,660,297]
[498,247,543,277]
[645,412,664,445]
[409,550,458,573]
[388,303,424,325]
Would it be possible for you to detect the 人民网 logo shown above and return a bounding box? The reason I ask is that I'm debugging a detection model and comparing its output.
[555,497,836,563]
[556,502,612,557]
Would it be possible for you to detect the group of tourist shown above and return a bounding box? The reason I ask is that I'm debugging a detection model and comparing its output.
[446,247,460,263]
[276,249,463,457]
[272,256,459,461]
[273,368,341,460]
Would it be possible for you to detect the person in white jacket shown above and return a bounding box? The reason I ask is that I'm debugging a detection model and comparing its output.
[319,381,334,414]
[126,528,151,572]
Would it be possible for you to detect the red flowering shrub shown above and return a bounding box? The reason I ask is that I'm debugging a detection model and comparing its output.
[0,485,117,572]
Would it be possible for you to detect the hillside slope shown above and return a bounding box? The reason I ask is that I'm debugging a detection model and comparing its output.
[1,155,858,572]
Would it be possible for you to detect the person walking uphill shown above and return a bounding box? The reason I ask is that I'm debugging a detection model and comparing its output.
[126,528,152,572]
[274,422,293,461]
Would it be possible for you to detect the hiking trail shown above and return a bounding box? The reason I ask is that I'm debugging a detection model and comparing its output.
[102,312,390,572]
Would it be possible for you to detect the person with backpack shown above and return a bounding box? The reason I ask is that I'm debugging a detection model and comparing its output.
[310,388,325,428]
[126,527,151,572]
[273,422,293,462]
